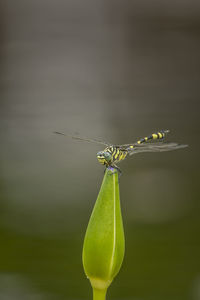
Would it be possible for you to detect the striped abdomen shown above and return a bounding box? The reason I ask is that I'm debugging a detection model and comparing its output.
[136,130,169,145]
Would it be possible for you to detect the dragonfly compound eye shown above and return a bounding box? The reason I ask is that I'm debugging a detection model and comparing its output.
[97,151,112,165]
[103,151,112,162]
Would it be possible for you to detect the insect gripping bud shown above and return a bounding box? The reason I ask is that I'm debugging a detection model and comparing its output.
[82,168,125,300]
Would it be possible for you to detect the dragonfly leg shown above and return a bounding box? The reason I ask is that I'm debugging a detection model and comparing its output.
[105,165,121,176]
[111,164,122,176]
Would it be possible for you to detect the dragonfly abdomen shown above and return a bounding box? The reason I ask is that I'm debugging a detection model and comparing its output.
[136,130,169,145]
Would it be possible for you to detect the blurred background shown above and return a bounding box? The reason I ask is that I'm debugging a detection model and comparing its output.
[0,0,199,299]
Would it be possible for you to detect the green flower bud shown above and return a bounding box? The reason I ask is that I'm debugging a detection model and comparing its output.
[82,167,125,299]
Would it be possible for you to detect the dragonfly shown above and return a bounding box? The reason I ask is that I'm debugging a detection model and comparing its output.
[54,130,187,172]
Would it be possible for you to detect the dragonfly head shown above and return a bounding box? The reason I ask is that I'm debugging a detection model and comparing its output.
[97,151,112,165]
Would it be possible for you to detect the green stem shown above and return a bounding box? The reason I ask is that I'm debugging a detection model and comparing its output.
[93,288,107,300]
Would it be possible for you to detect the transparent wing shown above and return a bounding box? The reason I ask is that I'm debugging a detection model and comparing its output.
[54,131,110,146]
[127,142,188,155]
[114,140,166,149]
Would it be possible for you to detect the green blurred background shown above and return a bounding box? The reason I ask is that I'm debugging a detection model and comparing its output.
[0,1,199,299]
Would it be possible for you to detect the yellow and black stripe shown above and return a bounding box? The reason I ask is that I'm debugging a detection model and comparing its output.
[105,146,128,163]
[136,130,169,145]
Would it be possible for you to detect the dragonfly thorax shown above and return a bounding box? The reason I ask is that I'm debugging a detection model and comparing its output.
[97,150,112,165]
